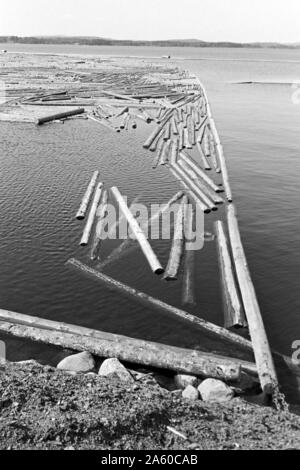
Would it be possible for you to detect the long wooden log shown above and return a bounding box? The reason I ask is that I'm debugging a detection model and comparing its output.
[173,163,215,212]
[98,191,184,271]
[152,139,165,169]
[177,161,217,211]
[178,157,224,205]
[183,128,192,149]
[76,171,99,220]
[80,183,103,246]
[215,221,247,329]
[36,107,85,125]
[196,142,211,170]
[182,203,196,306]
[143,110,174,149]
[164,196,188,280]
[111,187,164,275]
[169,165,210,214]
[180,151,221,193]
[226,204,279,397]
[159,140,171,166]
[90,190,109,261]
[68,258,257,355]
[0,316,256,381]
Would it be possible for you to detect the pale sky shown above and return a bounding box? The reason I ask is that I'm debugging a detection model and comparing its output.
[1,0,300,43]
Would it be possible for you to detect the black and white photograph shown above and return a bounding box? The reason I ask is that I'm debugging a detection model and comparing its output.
[0,0,299,454]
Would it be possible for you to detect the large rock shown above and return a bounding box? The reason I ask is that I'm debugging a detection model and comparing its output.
[175,374,198,389]
[57,351,95,373]
[182,385,199,401]
[98,358,134,382]
[198,379,234,403]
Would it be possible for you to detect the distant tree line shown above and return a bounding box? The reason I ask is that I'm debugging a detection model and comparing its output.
[0,36,296,49]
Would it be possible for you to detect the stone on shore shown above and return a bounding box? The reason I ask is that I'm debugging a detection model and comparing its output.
[182,385,199,400]
[57,352,95,373]
[98,358,134,382]
[175,374,198,389]
[198,379,234,403]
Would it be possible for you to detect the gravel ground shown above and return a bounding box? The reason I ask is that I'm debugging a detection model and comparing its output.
[0,361,299,450]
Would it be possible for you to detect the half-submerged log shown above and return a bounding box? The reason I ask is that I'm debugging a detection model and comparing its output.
[36,107,85,125]
[111,186,164,275]
[226,204,279,397]
[182,203,196,306]
[164,195,188,280]
[90,190,109,261]
[0,313,255,381]
[68,258,256,354]
[215,221,247,329]
[143,110,173,149]
[76,170,99,220]
[80,183,103,246]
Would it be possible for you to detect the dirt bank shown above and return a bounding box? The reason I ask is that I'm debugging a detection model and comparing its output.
[0,360,299,450]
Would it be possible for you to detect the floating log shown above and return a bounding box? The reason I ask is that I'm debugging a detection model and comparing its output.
[196,142,211,170]
[102,90,139,102]
[143,110,174,149]
[116,106,129,118]
[169,165,210,214]
[178,156,224,205]
[171,117,179,135]
[182,203,196,306]
[152,139,165,169]
[197,124,206,144]
[163,122,171,141]
[80,183,103,246]
[226,204,279,397]
[88,115,117,132]
[208,131,221,173]
[90,190,109,261]
[170,138,179,165]
[183,128,192,149]
[36,107,85,125]
[75,170,99,220]
[159,140,171,166]
[179,151,221,193]
[203,130,211,157]
[177,160,217,211]
[174,162,216,212]
[98,191,184,271]
[164,196,188,280]
[111,186,164,275]
[131,119,137,129]
[0,313,256,381]
[215,221,247,329]
[68,258,257,356]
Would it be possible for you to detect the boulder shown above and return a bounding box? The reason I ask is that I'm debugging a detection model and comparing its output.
[175,374,198,389]
[182,385,199,401]
[57,352,95,373]
[198,379,234,403]
[98,358,134,382]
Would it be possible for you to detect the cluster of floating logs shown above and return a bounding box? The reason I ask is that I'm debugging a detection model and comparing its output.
[1,55,286,407]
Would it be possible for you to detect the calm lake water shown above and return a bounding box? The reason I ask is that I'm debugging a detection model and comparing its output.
[0,44,299,399]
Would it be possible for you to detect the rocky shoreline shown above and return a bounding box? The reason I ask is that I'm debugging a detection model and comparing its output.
[0,355,299,450]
